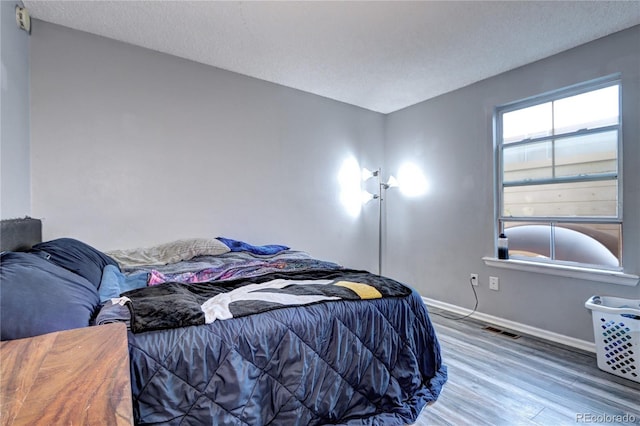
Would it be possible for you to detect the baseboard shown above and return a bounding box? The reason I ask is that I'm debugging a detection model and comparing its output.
[422,297,596,353]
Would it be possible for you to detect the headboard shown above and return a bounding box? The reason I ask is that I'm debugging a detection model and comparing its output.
[0,217,42,252]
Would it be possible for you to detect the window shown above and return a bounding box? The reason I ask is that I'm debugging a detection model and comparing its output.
[496,77,622,270]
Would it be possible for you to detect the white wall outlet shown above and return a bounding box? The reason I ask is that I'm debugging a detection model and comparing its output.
[470,273,479,286]
[489,276,500,291]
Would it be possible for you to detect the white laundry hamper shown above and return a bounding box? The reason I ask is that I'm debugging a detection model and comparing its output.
[585,295,640,383]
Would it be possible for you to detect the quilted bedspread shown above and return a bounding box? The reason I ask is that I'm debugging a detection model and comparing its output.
[126,270,447,425]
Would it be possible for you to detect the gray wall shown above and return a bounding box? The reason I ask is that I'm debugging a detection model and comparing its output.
[385,25,640,342]
[30,21,384,271]
[1,1,30,219]
[27,19,639,342]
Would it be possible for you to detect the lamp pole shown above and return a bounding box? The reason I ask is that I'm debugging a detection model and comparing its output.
[378,172,383,276]
[376,169,392,276]
[366,167,390,276]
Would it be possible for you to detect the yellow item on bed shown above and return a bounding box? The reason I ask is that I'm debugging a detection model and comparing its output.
[335,281,382,299]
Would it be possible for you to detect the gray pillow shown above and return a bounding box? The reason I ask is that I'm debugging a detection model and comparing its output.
[106,238,230,267]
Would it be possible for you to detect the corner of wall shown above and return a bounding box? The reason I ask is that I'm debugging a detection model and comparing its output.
[1,0,31,219]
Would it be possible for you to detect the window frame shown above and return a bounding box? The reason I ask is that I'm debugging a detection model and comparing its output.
[494,75,623,271]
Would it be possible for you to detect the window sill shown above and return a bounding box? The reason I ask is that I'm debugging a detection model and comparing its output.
[482,257,639,286]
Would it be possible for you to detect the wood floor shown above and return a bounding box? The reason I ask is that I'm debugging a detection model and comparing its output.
[412,309,640,426]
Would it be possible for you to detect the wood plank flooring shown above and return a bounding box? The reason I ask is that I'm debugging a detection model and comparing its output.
[413,309,640,425]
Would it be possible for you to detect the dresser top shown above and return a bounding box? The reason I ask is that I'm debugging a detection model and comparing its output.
[0,323,132,426]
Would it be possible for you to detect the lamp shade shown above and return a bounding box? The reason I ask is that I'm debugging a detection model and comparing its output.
[361,167,377,181]
[386,175,399,188]
[361,190,375,204]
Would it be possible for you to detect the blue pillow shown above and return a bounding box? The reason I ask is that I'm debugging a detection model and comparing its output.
[0,252,100,341]
[216,237,289,255]
[30,238,119,288]
[98,265,147,303]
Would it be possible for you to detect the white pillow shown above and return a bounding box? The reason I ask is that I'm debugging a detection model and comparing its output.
[106,238,230,267]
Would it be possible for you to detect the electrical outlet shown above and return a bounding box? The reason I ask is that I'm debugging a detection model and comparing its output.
[489,276,500,291]
[470,273,479,286]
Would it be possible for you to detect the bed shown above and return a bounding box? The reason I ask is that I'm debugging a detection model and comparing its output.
[0,217,447,425]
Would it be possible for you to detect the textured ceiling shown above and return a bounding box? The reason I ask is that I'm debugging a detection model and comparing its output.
[22,1,640,114]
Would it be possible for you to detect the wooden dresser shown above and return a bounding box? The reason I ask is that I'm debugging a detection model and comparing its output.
[0,323,133,425]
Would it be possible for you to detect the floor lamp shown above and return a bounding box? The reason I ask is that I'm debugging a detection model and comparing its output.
[362,168,398,275]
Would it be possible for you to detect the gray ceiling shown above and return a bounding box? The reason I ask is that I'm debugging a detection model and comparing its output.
[23,1,640,113]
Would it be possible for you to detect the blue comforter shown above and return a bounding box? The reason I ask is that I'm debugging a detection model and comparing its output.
[126,273,447,425]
